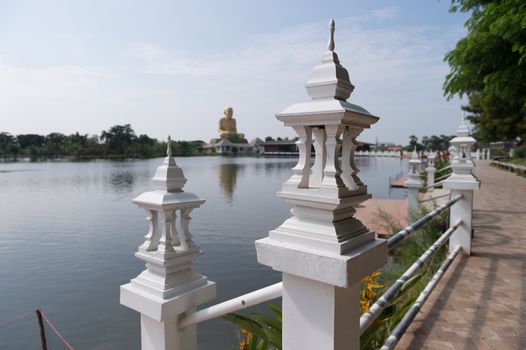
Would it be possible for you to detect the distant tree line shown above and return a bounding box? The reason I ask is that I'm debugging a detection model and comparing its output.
[405,134,455,152]
[0,124,204,159]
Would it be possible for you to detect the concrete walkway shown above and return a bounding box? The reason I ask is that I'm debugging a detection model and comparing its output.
[397,161,526,349]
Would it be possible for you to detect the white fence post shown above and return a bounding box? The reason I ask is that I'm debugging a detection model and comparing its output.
[256,20,387,350]
[120,138,216,350]
[444,116,480,255]
[404,147,422,220]
[426,151,436,188]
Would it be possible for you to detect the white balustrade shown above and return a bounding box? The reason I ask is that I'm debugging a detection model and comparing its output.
[426,151,436,188]
[443,114,480,255]
[404,147,422,220]
[256,20,386,350]
[121,138,216,350]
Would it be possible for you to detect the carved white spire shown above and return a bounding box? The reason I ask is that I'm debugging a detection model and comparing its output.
[256,21,387,349]
[305,19,354,100]
[456,111,470,137]
[121,138,216,349]
[123,136,213,299]
[327,19,335,51]
[259,19,385,257]
[450,110,476,166]
[167,135,172,157]
[408,145,422,177]
[152,137,187,192]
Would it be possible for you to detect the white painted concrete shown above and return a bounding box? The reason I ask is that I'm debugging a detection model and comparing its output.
[120,138,216,350]
[443,115,480,255]
[256,20,387,350]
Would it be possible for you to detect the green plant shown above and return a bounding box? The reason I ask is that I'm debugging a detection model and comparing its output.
[513,146,526,159]
[224,304,282,350]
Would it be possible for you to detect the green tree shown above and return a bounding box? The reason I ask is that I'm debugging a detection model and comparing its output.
[0,132,19,156]
[409,135,418,149]
[444,0,526,142]
[45,133,66,157]
[100,124,137,156]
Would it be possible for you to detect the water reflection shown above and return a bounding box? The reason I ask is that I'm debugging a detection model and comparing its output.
[218,163,244,202]
[110,171,134,187]
[0,157,407,350]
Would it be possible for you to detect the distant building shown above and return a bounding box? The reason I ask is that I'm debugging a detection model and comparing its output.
[262,140,372,156]
[203,138,264,154]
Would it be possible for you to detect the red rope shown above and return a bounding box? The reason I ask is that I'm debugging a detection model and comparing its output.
[36,308,75,350]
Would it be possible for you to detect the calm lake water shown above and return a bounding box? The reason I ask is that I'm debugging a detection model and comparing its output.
[0,156,407,349]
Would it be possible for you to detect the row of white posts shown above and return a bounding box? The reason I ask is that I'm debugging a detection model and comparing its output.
[120,20,480,350]
[356,148,489,160]
[355,150,401,157]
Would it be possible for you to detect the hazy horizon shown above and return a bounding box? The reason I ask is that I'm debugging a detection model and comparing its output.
[1,1,469,145]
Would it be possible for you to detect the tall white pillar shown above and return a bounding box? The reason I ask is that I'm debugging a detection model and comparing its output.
[256,20,387,350]
[444,115,480,255]
[426,151,436,188]
[120,139,216,350]
[405,147,422,220]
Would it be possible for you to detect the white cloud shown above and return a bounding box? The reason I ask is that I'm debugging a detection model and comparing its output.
[371,6,399,20]
[1,9,466,144]
[121,16,463,143]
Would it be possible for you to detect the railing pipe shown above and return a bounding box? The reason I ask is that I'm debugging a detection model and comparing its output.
[380,246,462,350]
[434,173,451,183]
[359,219,462,334]
[387,194,462,251]
[421,180,445,190]
[418,193,450,203]
[178,282,283,329]
[435,165,451,174]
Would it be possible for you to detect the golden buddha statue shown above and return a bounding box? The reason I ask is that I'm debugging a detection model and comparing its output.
[218,107,245,141]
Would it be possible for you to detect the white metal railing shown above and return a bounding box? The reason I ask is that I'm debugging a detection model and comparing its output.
[380,246,462,350]
[360,219,462,334]
[418,192,450,203]
[434,165,451,174]
[421,179,445,190]
[178,282,283,329]
[387,194,462,250]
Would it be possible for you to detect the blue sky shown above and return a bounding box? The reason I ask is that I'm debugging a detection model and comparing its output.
[0,0,469,144]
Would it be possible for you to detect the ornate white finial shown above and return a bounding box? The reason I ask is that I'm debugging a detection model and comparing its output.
[328,19,335,51]
[304,19,354,100]
[456,111,470,137]
[167,136,172,157]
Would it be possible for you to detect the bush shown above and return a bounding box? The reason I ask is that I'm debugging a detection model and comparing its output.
[513,146,526,159]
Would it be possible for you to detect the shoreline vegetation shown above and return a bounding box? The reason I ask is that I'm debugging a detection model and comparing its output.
[0,124,206,160]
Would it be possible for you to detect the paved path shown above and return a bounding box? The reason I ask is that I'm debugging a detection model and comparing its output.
[397,161,526,349]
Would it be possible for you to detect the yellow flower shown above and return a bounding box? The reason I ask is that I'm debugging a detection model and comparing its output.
[361,271,384,313]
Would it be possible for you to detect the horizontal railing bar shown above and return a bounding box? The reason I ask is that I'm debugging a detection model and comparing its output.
[178,282,283,329]
[418,193,450,203]
[434,174,451,183]
[380,246,462,350]
[359,219,462,334]
[435,165,451,174]
[387,194,462,251]
[421,180,445,190]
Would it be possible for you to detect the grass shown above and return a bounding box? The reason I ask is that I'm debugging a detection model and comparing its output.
[506,158,526,166]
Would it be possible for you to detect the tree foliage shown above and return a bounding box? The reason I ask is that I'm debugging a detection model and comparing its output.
[0,125,204,159]
[444,0,526,142]
[404,134,453,152]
